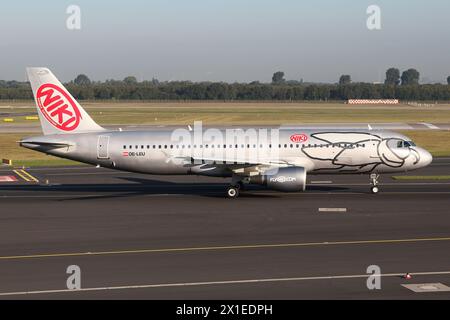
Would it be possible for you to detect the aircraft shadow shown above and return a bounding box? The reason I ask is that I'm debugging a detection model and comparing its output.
[0,176,350,201]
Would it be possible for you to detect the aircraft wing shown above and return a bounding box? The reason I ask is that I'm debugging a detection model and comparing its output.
[174,155,314,176]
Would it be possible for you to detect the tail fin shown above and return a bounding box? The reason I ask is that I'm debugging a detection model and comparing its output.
[27,67,105,135]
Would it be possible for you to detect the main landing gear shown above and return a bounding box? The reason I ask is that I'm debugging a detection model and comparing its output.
[227,178,244,199]
[370,173,380,194]
[227,185,239,198]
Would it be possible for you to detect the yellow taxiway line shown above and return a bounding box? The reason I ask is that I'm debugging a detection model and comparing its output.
[13,169,39,183]
[1,236,450,261]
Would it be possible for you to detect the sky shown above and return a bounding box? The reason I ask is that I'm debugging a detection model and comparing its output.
[1,0,449,83]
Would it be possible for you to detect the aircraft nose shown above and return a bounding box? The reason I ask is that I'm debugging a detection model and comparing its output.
[419,148,433,167]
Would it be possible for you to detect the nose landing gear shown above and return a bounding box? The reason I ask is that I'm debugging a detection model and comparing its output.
[370,173,380,194]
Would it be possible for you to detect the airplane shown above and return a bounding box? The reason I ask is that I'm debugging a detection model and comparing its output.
[20,67,433,198]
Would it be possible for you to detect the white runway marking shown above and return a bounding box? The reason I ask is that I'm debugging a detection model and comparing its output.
[1,270,450,296]
[402,283,450,293]
[322,182,450,186]
[419,122,440,130]
[318,208,347,212]
[46,172,130,176]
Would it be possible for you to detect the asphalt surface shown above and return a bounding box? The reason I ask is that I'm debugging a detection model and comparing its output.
[0,158,449,299]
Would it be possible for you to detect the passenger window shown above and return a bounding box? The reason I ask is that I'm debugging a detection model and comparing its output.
[123,145,126,149]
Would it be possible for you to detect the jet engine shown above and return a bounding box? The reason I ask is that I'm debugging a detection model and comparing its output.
[248,167,306,192]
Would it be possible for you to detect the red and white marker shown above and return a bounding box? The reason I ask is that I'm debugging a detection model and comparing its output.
[404,273,412,280]
[0,175,18,182]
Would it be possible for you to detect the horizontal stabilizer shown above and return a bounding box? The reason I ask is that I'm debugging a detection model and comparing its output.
[19,140,73,148]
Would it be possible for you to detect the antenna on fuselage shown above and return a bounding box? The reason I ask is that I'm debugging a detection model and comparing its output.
[188,125,193,132]
[367,124,372,130]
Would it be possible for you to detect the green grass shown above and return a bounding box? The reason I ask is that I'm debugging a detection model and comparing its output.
[392,175,450,180]
[398,130,450,157]
[11,159,82,167]
[0,133,81,166]
[2,101,450,125]
[1,102,450,165]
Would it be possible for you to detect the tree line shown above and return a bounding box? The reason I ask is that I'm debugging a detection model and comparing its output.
[0,68,449,101]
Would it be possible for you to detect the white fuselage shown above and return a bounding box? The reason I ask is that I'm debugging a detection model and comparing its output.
[21,128,433,177]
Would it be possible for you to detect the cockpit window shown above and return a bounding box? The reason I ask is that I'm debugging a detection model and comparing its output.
[397,140,416,148]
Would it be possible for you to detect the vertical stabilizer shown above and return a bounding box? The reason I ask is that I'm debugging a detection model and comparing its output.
[27,67,105,135]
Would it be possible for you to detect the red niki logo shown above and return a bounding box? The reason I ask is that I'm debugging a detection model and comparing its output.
[36,83,82,131]
[290,133,308,143]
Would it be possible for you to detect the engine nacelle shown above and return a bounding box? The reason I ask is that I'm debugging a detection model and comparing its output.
[248,167,306,192]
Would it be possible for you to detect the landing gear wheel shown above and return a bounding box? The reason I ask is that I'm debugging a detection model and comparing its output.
[227,186,239,198]
[369,173,380,194]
